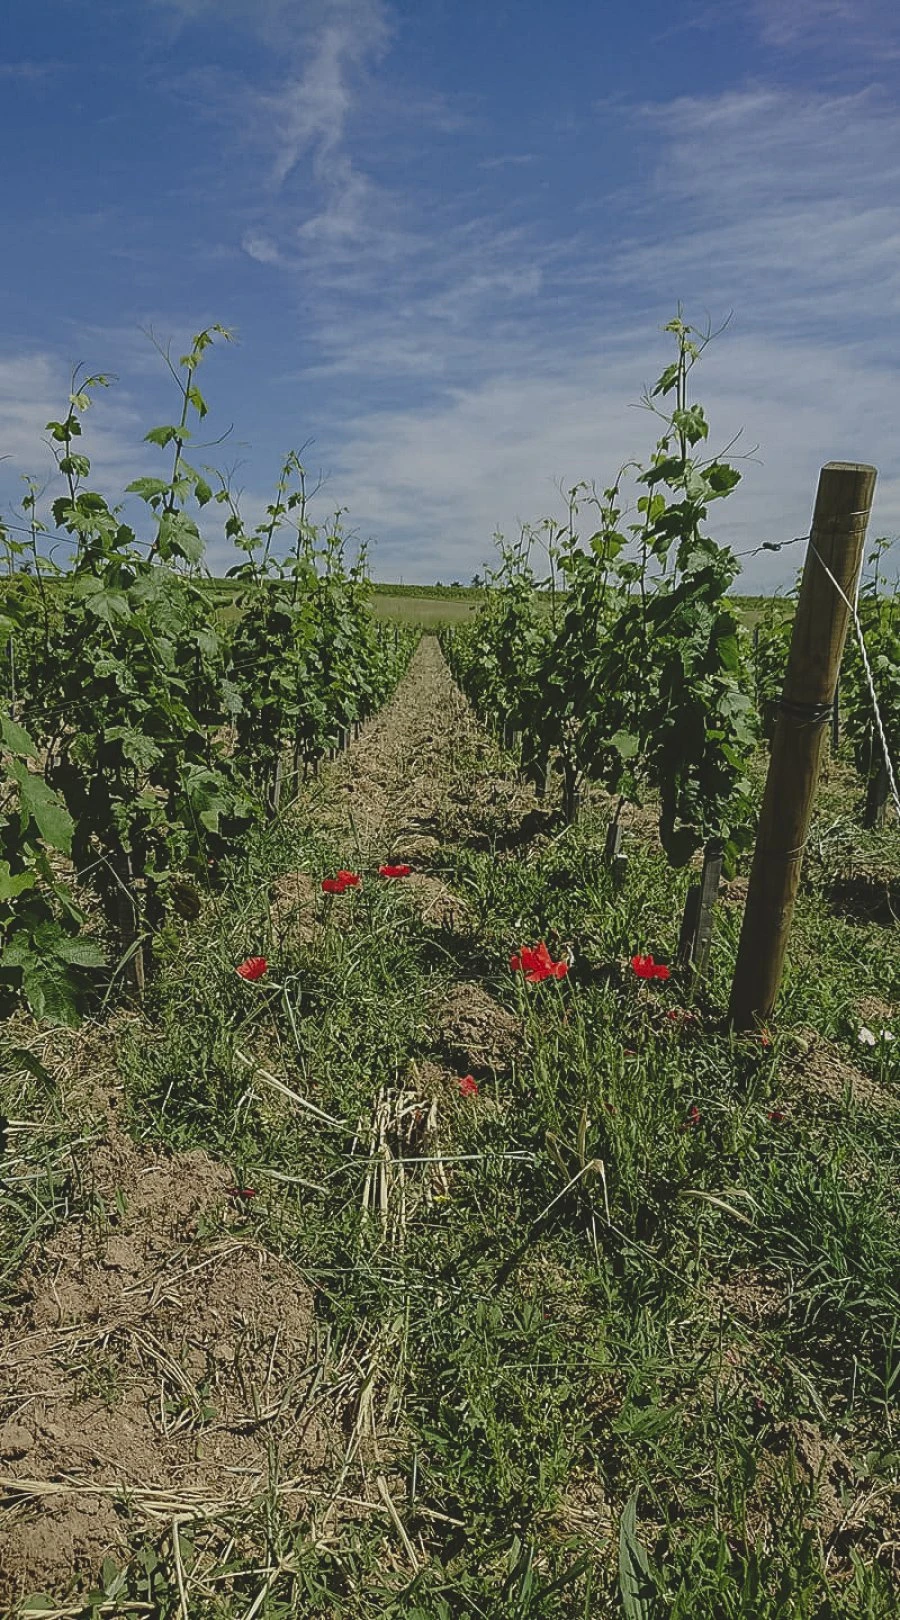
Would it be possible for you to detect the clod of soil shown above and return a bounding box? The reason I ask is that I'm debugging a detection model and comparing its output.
[437,983,522,1077]
[391,833,442,865]
[709,1267,787,1329]
[0,1122,325,1606]
[403,873,471,934]
[787,1036,898,1112]
[269,868,321,945]
[763,1420,856,1537]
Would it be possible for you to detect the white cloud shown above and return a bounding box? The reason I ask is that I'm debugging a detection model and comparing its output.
[751,0,900,55]
[0,61,65,82]
[675,0,900,60]
[324,330,899,591]
[286,83,900,587]
[241,230,282,264]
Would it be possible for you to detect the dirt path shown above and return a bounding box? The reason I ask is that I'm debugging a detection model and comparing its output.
[315,633,538,858]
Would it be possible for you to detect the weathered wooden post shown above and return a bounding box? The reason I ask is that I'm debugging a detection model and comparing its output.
[604,819,623,866]
[864,760,890,829]
[728,463,876,1030]
[678,839,724,975]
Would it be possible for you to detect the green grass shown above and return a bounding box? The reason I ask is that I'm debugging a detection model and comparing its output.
[2,732,898,1616]
[370,592,485,627]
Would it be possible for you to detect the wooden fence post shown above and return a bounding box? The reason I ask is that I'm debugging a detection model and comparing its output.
[864,761,890,829]
[728,462,876,1030]
[677,839,724,976]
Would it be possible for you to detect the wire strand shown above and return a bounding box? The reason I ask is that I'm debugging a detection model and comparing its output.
[807,541,900,821]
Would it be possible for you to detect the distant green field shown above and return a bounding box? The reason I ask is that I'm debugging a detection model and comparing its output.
[370,588,485,627]
[0,574,790,632]
[367,586,792,631]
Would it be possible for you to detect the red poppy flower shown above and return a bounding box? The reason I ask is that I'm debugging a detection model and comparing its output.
[226,1186,257,1199]
[767,1109,785,1123]
[458,1074,479,1097]
[322,870,361,894]
[379,864,412,878]
[510,941,568,983]
[680,1104,701,1131]
[631,954,671,981]
[235,956,268,981]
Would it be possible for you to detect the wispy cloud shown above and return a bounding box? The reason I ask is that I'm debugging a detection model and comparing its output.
[0,60,67,82]
[620,86,900,335]
[676,0,900,60]
[478,153,537,170]
[293,81,900,586]
[241,230,283,264]
[751,0,900,55]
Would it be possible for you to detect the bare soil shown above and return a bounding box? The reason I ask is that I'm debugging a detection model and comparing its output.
[0,1116,327,1603]
[313,635,538,861]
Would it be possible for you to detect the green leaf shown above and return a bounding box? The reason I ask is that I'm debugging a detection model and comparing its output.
[671,405,709,445]
[1,712,38,758]
[0,861,36,901]
[9,762,75,853]
[618,1489,655,1620]
[126,476,170,503]
[705,462,741,497]
[53,936,106,968]
[103,726,164,772]
[144,425,185,448]
[651,361,680,398]
[58,453,91,479]
[158,512,204,564]
[20,963,82,1026]
[187,384,208,419]
[611,730,640,761]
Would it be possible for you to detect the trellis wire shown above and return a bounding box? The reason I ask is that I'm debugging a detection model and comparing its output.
[809,540,900,820]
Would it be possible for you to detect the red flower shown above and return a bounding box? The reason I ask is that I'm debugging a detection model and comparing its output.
[510,941,568,983]
[226,1186,257,1199]
[767,1108,785,1123]
[322,870,361,895]
[631,954,671,981]
[458,1074,479,1097]
[379,864,412,878]
[235,956,268,981]
[680,1104,701,1131]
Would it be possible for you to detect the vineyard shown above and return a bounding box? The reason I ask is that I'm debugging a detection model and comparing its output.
[0,320,899,1617]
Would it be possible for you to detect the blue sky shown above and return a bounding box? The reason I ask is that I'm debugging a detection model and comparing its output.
[2,0,899,588]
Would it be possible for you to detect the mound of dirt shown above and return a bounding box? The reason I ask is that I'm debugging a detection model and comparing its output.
[0,1122,325,1605]
[402,873,471,934]
[437,983,522,1077]
[786,1035,898,1113]
[268,867,321,945]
